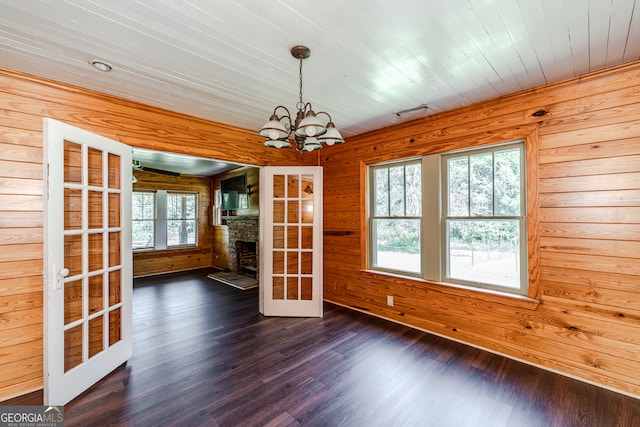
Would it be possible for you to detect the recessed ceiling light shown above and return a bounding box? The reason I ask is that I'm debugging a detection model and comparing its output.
[89,59,113,72]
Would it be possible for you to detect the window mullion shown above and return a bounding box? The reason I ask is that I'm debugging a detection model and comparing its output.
[386,168,391,217]
[403,165,407,216]
[492,151,496,216]
[466,155,471,217]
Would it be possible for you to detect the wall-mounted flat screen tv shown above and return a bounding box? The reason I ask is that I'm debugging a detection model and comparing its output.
[221,173,248,210]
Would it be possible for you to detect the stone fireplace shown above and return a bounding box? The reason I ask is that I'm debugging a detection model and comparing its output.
[224,215,259,278]
[235,240,257,278]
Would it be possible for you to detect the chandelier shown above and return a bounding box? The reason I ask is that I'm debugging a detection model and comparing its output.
[259,45,344,152]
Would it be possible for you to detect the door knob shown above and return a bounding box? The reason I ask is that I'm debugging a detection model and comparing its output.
[52,265,69,291]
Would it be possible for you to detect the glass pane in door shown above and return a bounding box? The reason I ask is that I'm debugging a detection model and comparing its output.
[64,141,82,184]
[64,279,83,324]
[64,189,82,230]
[109,270,121,305]
[87,147,103,187]
[109,308,121,346]
[64,235,82,277]
[88,316,104,357]
[88,191,103,228]
[108,153,121,189]
[64,325,82,372]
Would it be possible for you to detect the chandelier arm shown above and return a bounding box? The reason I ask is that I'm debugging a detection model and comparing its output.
[300,102,313,114]
[273,105,293,132]
[315,111,333,123]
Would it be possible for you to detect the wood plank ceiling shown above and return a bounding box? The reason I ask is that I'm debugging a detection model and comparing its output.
[0,0,638,140]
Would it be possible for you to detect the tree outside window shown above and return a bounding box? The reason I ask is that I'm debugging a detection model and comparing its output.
[443,144,525,290]
[132,191,155,249]
[132,191,198,250]
[167,192,197,247]
[370,160,422,274]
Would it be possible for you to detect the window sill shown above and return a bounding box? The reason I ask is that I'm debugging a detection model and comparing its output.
[133,245,199,254]
[361,269,542,310]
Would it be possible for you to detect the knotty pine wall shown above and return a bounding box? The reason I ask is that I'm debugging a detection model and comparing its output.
[0,68,312,401]
[132,170,213,277]
[322,61,640,398]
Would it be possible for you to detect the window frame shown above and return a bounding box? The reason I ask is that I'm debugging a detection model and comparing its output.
[166,191,198,248]
[132,190,198,251]
[132,190,156,250]
[438,140,527,295]
[367,139,529,297]
[368,158,423,277]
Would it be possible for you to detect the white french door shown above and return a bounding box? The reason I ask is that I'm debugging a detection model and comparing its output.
[261,166,323,317]
[43,119,133,405]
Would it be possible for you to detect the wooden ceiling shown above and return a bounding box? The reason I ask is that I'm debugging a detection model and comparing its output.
[0,0,639,140]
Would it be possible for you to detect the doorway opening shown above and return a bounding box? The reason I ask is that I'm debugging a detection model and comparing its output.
[131,148,259,279]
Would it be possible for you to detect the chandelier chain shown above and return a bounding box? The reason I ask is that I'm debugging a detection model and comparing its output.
[298,57,304,110]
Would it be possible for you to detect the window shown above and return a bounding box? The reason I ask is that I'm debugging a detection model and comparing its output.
[214,189,222,225]
[369,160,422,274]
[166,192,197,247]
[132,191,155,249]
[441,142,526,293]
[132,190,198,250]
[368,141,527,295]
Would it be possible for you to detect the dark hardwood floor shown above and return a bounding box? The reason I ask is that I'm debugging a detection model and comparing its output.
[6,268,640,426]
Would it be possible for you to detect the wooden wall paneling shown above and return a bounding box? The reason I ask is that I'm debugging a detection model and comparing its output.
[0,161,42,180]
[0,291,42,319]
[0,242,43,262]
[540,236,640,259]
[540,206,640,224]
[540,294,640,333]
[0,277,43,297]
[537,90,640,134]
[322,61,640,398]
[540,189,640,208]
[539,120,640,149]
[211,226,229,270]
[0,177,43,195]
[541,251,640,277]
[541,266,640,293]
[540,222,640,241]
[0,106,43,399]
[0,356,43,390]
[542,280,640,311]
[0,72,315,167]
[0,128,42,147]
[525,130,541,300]
[540,171,640,193]
[539,137,640,164]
